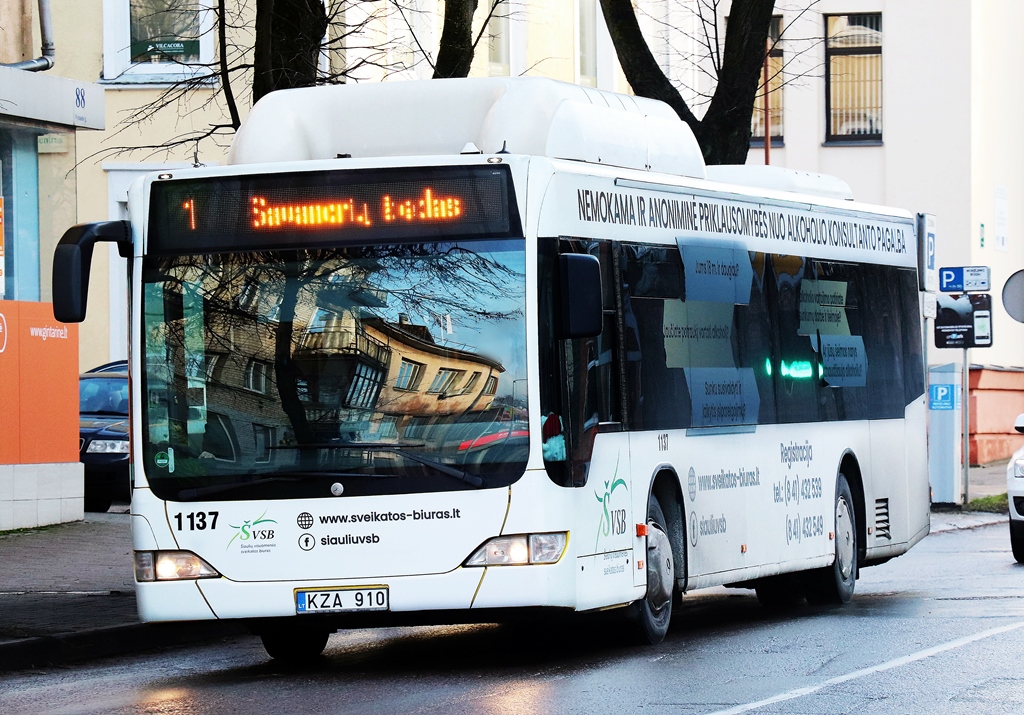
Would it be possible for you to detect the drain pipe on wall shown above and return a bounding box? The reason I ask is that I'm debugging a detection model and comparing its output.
[2,0,55,71]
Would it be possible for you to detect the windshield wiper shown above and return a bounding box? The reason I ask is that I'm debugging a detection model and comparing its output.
[176,471,368,500]
[273,441,484,488]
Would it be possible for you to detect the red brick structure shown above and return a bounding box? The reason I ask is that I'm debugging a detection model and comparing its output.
[970,366,1024,465]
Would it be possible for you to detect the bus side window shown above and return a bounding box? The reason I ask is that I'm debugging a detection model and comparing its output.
[768,254,822,424]
[858,264,906,419]
[898,268,926,405]
[736,252,776,425]
[622,243,690,430]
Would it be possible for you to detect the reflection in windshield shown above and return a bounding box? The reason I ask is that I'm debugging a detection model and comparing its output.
[80,378,130,416]
[141,240,528,500]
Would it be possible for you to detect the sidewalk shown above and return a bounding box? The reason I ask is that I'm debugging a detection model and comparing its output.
[0,465,1013,673]
[0,509,245,672]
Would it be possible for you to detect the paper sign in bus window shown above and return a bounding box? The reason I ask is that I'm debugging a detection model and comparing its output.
[812,334,868,388]
[677,241,753,305]
[798,279,850,335]
[684,367,760,427]
[663,300,735,369]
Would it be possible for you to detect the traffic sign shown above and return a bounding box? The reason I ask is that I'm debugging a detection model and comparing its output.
[939,266,990,293]
[917,213,937,292]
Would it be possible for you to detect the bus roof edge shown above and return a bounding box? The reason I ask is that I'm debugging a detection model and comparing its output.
[227,77,707,180]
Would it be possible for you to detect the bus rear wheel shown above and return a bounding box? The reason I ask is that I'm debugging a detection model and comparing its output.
[805,473,857,605]
[627,496,674,644]
[260,626,330,663]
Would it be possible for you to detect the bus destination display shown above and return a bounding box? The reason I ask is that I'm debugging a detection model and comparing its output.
[150,165,519,254]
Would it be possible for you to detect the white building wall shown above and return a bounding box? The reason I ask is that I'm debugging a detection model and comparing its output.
[745,0,1024,370]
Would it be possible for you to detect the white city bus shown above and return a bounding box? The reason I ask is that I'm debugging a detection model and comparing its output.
[53,78,929,660]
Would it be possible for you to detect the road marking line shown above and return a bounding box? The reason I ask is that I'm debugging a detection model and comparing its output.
[706,620,1024,715]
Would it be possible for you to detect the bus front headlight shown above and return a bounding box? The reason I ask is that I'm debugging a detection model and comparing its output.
[135,551,220,581]
[464,532,567,566]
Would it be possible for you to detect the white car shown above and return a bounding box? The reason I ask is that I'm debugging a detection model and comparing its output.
[1006,414,1024,563]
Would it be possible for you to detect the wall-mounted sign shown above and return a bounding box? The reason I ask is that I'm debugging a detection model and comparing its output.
[37,134,69,154]
[935,293,992,349]
[939,265,990,293]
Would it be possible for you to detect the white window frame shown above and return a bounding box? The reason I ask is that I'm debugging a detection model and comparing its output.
[103,0,216,84]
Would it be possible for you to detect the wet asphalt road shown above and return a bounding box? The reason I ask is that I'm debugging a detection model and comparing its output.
[1,522,1022,715]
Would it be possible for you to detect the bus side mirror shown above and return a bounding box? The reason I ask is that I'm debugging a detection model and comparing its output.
[558,253,603,339]
[1015,413,1024,434]
[52,221,132,323]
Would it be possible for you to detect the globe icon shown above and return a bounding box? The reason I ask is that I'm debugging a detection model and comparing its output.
[296,512,314,530]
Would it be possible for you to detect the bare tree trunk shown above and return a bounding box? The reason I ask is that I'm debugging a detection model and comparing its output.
[434,0,479,79]
[599,0,775,165]
[254,0,329,104]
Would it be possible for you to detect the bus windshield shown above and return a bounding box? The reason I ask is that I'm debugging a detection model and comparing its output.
[140,238,528,501]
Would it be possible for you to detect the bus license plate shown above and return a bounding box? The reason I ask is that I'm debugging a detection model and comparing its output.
[295,587,389,614]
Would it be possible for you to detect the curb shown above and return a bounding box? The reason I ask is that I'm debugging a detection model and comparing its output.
[929,511,1007,534]
[0,621,248,673]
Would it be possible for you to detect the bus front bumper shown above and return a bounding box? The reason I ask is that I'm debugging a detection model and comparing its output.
[135,554,581,624]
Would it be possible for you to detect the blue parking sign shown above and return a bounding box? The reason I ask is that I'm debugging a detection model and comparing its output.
[929,384,961,410]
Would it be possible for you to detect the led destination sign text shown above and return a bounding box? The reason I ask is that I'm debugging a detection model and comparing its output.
[247,188,462,229]
[148,166,517,254]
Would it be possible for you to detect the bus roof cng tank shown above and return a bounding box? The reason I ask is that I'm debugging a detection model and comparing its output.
[227,77,708,179]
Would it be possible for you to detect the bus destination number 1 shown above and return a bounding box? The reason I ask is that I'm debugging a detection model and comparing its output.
[174,511,219,531]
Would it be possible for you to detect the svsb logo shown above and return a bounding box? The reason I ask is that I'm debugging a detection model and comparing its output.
[227,512,277,548]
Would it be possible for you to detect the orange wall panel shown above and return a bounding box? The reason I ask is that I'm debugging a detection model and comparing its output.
[0,303,20,464]
[0,301,79,464]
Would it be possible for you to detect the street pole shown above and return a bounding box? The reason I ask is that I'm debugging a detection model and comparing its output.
[963,347,970,505]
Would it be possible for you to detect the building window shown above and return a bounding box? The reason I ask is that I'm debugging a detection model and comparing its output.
[483,375,499,396]
[236,279,258,311]
[751,16,784,143]
[488,9,510,76]
[825,13,882,141]
[378,415,399,439]
[428,368,464,394]
[462,371,482,394]
[253,425,274,463]
[103,0,215,83]
[578,0,597,87]
[244,359,270,393]
[346,362,383,408]
[394,359,424,391]
[204,412,236,461]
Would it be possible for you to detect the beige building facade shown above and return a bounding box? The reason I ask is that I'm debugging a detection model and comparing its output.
[11,2,1024,461]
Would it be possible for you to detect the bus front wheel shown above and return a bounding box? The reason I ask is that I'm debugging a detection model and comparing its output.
[805,473,857,605]
[260,626,330,663]
[627,496,674,644]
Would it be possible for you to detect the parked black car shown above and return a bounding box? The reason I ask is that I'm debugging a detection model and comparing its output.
[79,371,130,512]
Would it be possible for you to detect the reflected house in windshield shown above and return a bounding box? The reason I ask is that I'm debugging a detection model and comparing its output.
[294,309,504,443]
[363,314,504,436]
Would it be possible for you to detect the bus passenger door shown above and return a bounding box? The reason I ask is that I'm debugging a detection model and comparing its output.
[558,240,636,610]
